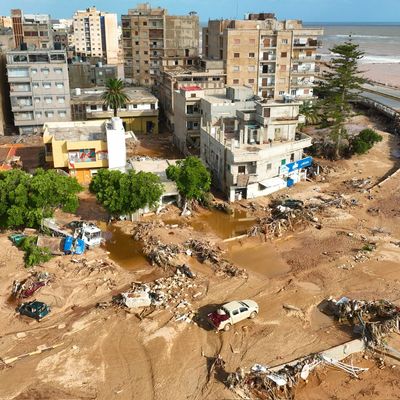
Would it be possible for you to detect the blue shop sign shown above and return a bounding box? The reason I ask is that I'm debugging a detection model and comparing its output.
[286,156,313,172]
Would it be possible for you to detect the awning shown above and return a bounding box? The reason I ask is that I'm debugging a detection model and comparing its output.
[259,176,285,189]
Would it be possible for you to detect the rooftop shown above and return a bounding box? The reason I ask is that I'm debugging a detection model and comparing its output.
[43,120,107,142]
[70,87,158,105]
[181,86,202,91]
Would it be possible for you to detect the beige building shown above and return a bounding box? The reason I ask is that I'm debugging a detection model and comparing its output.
[0,16,12,29]
[70,7,119,64]
[7,48,71,134]
[11,9,53,50]
[70,86,159,134]
[122,3,199,86]
[203,14,323,100]
[200,86,312,201]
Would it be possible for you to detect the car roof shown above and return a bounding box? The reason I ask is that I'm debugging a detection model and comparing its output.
[222,301,244,312]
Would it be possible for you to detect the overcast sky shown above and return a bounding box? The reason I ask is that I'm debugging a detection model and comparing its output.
[1,0,400,22]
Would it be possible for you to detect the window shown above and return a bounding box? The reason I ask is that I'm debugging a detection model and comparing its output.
[233,79,239,84]
[57,97,65,103]
[281,158,286,165]
[45,111,54,118]
[266,163,272,171]
[249,52,255,58]
[248,79,255,84]
[55,82,64,89]
[280,65,286,72]
[282,39,288,44]
[234,53,240,58]
[54,68,62,74]
[32,83,40,89]
[31,68,37,74]
[232,66,240,72]
[41,68,50,74]
[238,166,246,174]
[44,97,52,104]
[34,97,40,103]
[50,54,65,61]
[43,82,51,89]
[58,111,66,117]
[232,310,239,316]
[281,52,287,58]
[35,112,42,118]
[248,65,255,72]
[143,21,147,26]
[13,55,28,62]
[249,38,256,44]
[233,39,240,44]
[8,68,29,78]
[90,105,97,110]
[239,307,248,313]
[290,153,295,162]
[279,91,285,95]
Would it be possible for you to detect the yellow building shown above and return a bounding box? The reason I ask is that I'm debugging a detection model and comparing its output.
[70,87,159,134]
[43,118,127,184]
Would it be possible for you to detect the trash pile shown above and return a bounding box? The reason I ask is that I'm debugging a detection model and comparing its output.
[226,353,368,400]
[326,297,400,347]
[248,199,314,238]
[132,222,163,241]
[113,268,203,321]
[12,272,52,299]
[143,236,181,269]
[185,239,248,279]
[344,178,371,190]
[71,258,116,274]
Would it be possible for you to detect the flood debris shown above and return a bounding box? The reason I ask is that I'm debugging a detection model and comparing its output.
[12,272,52,299]
[226,352,367,400]
[185,239,248,279]
[143,236,181,269]
[326,297,400,348]
[132,222,163,241]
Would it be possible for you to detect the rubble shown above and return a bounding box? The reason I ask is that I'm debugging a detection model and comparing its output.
[12,272,52,299]
[143,236,181,269]
[131,221,163,241]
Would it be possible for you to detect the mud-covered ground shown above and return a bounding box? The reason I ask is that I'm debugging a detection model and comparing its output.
[0,115,400,400]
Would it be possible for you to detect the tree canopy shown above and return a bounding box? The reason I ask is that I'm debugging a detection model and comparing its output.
[102,78,130,117]
[318,40,367,158]
[89,169,164,216]
[0,168,82,229]
[166,157,211,201]
[351,128,383,155]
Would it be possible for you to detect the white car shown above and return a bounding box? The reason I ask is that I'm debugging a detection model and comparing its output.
[208,300,259,331]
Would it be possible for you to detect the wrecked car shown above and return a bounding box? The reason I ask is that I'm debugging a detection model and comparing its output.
[208,300,259,331]
[17,300,51,321]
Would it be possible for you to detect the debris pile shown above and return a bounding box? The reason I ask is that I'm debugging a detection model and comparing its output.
[143,236,181,269]
[12,272,52,299]
[345,177,371,190]
[72,258,116,274]
[132,222,163,241]
[113,269,203,321]
[226,353,367,400]
[185,239,247,279]
[327,297,400,347]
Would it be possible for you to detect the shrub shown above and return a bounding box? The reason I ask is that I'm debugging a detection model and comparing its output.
[351,129,382,155]
[18,236,53,267]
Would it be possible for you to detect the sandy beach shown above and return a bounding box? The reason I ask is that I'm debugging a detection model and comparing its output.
[362,62,400,88]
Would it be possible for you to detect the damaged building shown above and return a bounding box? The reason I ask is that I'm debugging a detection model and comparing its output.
[200,86,312,201]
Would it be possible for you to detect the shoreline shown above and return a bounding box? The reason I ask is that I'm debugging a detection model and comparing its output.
[361,62,400,88]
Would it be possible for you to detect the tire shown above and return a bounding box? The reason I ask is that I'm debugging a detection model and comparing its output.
[249,311,257,319]
[223,323,232,332]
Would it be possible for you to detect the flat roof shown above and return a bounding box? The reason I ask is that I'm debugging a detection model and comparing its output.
[44,120,106,142]
[70,86,158,105]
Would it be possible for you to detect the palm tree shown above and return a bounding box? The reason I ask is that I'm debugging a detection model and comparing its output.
[102,78,130,117]
[299,100,321,125]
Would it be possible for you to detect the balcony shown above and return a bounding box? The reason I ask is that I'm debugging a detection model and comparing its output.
[291,68,316,75]
[293,39,322,48]
[291,80,315,87]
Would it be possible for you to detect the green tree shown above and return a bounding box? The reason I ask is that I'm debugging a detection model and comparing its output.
[102,78,130,117]
[0,169,82,229]
[299,100,321,125]
[318,41,367,159]
[166,157,211,206]
[18,236,52,267]
[89,169,164,216]
[351,128,383,155]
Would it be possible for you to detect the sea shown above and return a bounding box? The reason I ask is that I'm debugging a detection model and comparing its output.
[305,23,400,64]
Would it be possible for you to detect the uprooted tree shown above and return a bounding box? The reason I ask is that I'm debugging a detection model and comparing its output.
[318,40,367,159]
[166,156,211,210]
[0,169,82,229]
[89,169,164,217]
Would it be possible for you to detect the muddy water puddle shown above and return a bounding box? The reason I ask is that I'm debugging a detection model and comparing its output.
[190,209,255,239]
[225,241,291,278]
[101,224,150,270]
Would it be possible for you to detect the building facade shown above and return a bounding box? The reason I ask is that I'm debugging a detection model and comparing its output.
[203,15,323,101]
[7,48,71,134]
[68,62,118,89]
[200,86,312,201]
[70,86,159,134]
[43,117,127,184]
[70,7,119,64]
[121,3,199,86]
[11,9,53,50]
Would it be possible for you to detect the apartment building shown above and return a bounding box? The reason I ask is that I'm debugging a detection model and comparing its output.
[11,9,53,50]
[68,62,118,89]
[7,48,71,134]
[43,117,127,184]
[158,59,226,130]
[200,86,312,201]
[202,14,323,101]
[121,3,199,86]
[70,7,119,64]
[0,17,12,29]
[70,86,159,134]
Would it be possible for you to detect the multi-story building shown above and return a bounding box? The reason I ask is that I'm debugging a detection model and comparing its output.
[70,86,159,134]
[0,16,13,29]
[11,9,53,50]
[70,7,119,64]
[68,62,118,89]
[7,47,71,134]
[200,86,312,201]
[43,117,127,184]
[158,59,226,130]
[121,3,199,86]
[51,20,73,50]
[202,14,323,101]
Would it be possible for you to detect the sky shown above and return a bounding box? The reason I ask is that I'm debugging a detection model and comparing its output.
[1,0,400,23]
